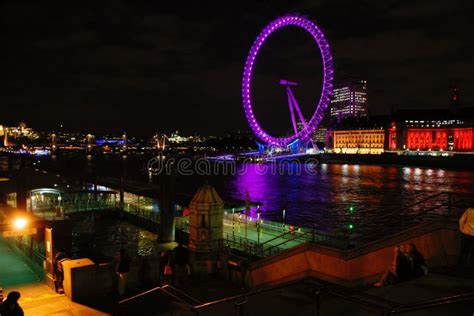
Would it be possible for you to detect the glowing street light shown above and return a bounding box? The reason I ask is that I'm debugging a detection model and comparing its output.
[232,208,235,239]
[282,209,286,230]
[257,209,262,245]
[13,218,28,230]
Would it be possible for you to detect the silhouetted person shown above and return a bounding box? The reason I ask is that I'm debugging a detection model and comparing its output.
[159,251,173,285]
[408,243,428,277]
[459,208,474,267]
[0,291,24,316]
[173,242,189,286]
[54,251,69,293]
[115,249,131,296]
[374,245,413,287]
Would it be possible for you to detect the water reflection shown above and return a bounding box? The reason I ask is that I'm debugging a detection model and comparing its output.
[68,216,160,262]
[215,164,474,228]
[41,154,474,257]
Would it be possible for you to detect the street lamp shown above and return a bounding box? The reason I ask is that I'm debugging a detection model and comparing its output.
[13,217,27,230]
[232,208,235,240]
[282,209,286,231]
[257,209,261,245]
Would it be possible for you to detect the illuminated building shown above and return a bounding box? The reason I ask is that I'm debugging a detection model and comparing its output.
[404,128,473,151]
[4,122,39,140]
[312,128,327,143]
[332,129,385,154]
[388,106,474,153]
[169,131,190,144]
[330,80,368,120]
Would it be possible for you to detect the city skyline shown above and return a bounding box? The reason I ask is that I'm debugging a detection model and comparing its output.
[2,1,473,136]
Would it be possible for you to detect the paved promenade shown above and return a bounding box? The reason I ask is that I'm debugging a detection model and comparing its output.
[1,237,108,316]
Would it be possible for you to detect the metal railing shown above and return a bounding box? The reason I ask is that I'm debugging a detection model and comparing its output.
[174,191,472,260]
[122,206,160,223]
[388,291,474,315]
[350,191,470,246]
[119,284,201,306]
[189,277,474,316]
[189,278,392,316]
[6,236,46,278]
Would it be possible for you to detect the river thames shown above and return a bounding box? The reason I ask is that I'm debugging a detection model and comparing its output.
[40,154,474,227]
[21,154,474,261]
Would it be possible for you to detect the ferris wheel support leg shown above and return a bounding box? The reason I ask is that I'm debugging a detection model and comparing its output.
[287,87,299,134]
[289,88,308,129]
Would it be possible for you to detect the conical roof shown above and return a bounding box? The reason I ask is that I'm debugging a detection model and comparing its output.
[190,183,223,205]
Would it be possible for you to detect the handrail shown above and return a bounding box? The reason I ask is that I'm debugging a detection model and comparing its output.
[258,229,294,245]
[191,277,395,314]
[354,203,448,242]
[118,285,164,304]
[163,284,202,305]
[119,284,201,306]
[191,278,305,311]
[160,286,201,306]
[191,277,474,315]
[349,192,456,245]
[255,231,302,257]
[390,291,474,314]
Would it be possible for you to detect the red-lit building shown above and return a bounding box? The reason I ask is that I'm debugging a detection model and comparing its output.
[387,107,474,153]
[325,107,474,154]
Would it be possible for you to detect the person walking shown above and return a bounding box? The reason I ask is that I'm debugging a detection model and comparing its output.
[159,251,173,285]
[459,207,474,267]
[0,291,24,316]
[53,250,69,293]
[115,249,131,296]
[173,242,190,286]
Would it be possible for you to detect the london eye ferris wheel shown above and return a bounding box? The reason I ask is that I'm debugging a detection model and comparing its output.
[241,15,334,150]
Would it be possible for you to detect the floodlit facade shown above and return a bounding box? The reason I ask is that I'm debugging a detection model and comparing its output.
[389,119,474,152]
[332,129,385,154]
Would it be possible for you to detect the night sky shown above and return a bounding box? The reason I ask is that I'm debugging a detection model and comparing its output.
[2,1,473,136]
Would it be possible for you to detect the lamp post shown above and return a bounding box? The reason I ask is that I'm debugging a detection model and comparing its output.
[245,191,249,250]
[232,207,235,240]
[57,195,62,219]
[257,209,261,245]
[282,209,286,231]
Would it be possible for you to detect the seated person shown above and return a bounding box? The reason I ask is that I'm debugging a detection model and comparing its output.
[408,243,428,277]
[374,244,414,287]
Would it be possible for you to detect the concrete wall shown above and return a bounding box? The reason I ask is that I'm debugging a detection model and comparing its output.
[62,256,162,302]
[245,218,460,288]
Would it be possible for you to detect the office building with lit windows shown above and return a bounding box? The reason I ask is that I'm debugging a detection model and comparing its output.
[330,80,368,120]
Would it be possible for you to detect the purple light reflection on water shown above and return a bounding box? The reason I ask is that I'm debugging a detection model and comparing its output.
[175,163,474,232]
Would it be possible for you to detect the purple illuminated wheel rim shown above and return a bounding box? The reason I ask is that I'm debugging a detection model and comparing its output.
[242,15,334,147]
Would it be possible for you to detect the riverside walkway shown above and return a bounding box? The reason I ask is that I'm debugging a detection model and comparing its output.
[0,237,40,288]
[0,237,107,316]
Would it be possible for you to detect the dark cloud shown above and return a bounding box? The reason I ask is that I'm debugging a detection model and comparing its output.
[1,0,473,136]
